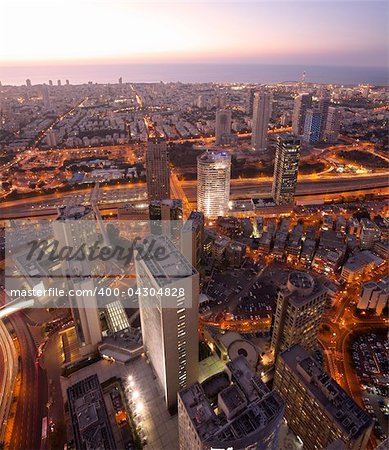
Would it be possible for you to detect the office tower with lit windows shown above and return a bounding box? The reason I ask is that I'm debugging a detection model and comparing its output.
[270,271,327,360]
[359,218,381,250]
[54,205,102,356]
[197,151,231,219]
[146,138,170,201]
[134,235,199,412]
[272,135,301,205]
[292,93,312,135]
[318,94,331,140]
[251,91,273,153]
[181,210,204,269]
[178,356,285,450]
[303,108,322,144]
[215,109,232,145]
[274,345,373,450]
[324,107,341,143]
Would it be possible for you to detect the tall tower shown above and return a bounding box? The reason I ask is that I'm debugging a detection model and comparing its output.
[41,84,51,109]
[318,94,331,140]
[272,135,301,205]
[54,205,102,356]
[146,138,170,201]
[134,235,199,412]
[292,93,312,135]
[271,271,327,360]
[197,151,231,219]
[302,108,322,144]
[251,91,273,153]
[215,109,232,145]
[181,211,204,269]
[324,107,341,143]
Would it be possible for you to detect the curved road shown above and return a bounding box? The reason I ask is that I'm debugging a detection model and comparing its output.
[0,320,18,442]
[8,313,47,450]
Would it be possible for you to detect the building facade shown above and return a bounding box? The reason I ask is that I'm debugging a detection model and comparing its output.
[272,135,301,205]
[271,271,327,360]
[197,151,231,219]
[292,93,312,135]
[251,91,273,153]
[274,345,373,450]
[146,138,170,201]
[134,235,199,412]
[215,109,232,145]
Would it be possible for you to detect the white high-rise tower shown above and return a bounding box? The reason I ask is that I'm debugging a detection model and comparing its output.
[251,91,273,153]
[197,151,231,219]
[134,235,199,412]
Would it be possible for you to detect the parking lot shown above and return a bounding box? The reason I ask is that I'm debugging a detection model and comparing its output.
[201,261,291,324]
[351,332,389,442]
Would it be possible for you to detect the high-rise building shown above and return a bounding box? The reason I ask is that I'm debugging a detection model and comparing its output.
[178,356,284,450]
[359,218,381,249]
[45,129,57,147]
[41,84,51,109]
[324,107,341,143]
[318,94,331,140]
[251,91,273,153]
[149,198,183,239]
[149,199,183,221]
[197,151,231,219]
[272,135,301,205]
[118,77,123,84]
[49,79,53,86]
[303,108,322,144]
[215,109,232,145]
[26,78,32,87]
[146,138,170,201]
[274,345,373,450]
[245,88,255,115]
[134,235,199,412]
[57,79,61,86]
[66,79,70,85]
[292,93,312,135]
[181,210,204,269]
[54,205,102,356]
[271,271,327,360]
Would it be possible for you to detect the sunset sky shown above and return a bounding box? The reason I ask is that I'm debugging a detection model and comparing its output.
[1,0,387,67]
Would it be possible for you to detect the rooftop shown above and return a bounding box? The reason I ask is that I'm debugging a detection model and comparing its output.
[279,345,373,440]
[179,356,284,447]
[67,374,116,450]
[135,234,197,287]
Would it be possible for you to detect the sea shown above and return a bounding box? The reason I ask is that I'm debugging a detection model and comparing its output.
[0,63,387,86]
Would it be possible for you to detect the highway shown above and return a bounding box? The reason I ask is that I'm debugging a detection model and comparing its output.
[0,173,387,220]
[8,312,47,450]
[0,320,18,442]
[181,173,389,201]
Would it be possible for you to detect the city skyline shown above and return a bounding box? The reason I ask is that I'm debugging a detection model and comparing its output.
[0,1,388,448]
